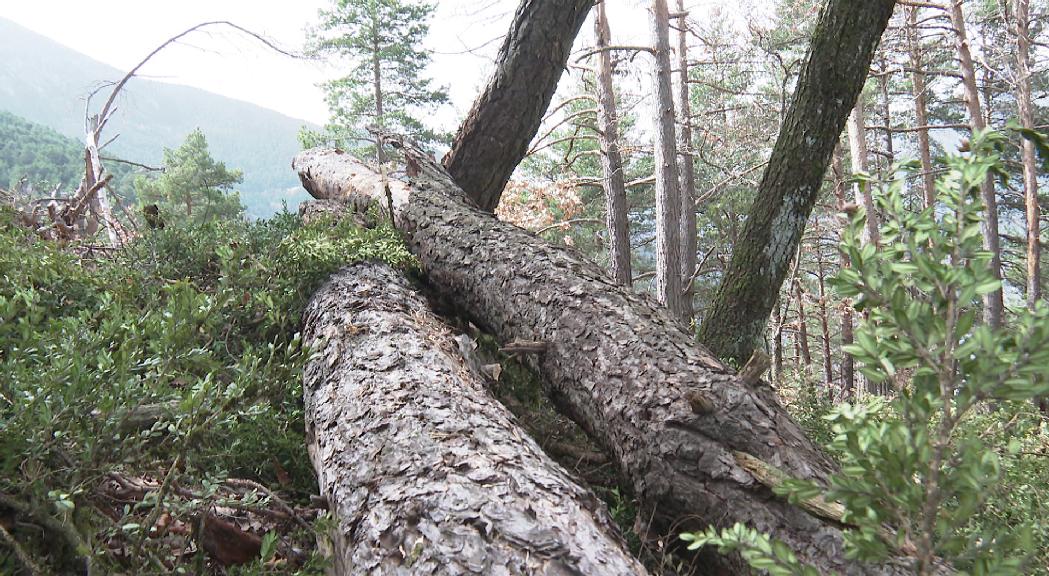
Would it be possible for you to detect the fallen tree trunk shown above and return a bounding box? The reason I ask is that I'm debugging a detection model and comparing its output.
[302,262,648,575]
[294,147,918,575]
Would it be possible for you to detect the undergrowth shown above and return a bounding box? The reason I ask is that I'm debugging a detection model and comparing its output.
[0,208,414,574]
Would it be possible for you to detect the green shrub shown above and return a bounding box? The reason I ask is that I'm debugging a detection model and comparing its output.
[0,207,415,574]
[683,130,1049,575]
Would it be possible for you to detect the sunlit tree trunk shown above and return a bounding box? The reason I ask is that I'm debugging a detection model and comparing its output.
[1012,0,1041,307]
[815,229,834,390]
[832,148,855,399]
[847,98,881,246]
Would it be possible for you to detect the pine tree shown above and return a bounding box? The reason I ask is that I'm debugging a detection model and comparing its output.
[135,129,244,224]
[303,0,449,160]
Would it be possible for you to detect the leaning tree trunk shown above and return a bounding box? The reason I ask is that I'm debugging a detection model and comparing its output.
[442,0,594,211]
[696,0,896,365]
[293,146,920,575]
[303,262,648,575]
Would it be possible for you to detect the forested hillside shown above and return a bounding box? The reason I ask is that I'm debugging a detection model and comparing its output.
[2,0,1049,575]
[0,111,136,193]
[0,17,311,217]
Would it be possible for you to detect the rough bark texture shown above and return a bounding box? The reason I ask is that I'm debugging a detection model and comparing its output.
[675,0,698,323]
[949,0,1005,328]
[302,263,648,576]
[650,0,685,319]
[593,1,633,287]
[696,0,896,365]
[442,0,594,212]
[1012,0,1041,308]
[294,147,918,575]
[906,6,937,210]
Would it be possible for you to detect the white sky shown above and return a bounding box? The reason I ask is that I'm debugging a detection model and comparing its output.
[2,1,735,129]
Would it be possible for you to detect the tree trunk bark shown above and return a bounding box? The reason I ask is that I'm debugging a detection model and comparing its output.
[293,146,918,575]
[371,18,388,165]
[1012,0,1041,308]
[676,0,698,324]
[303,262,648,575]
[696,0,896,365]
[651,0,685,319]
[949,0,1005,328]
[593,1,633,288]
[847,100,881,246]
[832,148,856,400]
[442,0,594,212]
[795,279,812,371]
[906,5,937,210]
[815,232,834,390]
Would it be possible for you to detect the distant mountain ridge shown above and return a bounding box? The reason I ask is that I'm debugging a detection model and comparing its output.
[0,17,314,216]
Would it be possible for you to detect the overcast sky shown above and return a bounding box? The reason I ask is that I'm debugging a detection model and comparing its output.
[3,1,731,130]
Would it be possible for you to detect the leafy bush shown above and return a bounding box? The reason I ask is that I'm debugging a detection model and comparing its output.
[0,207,415,574]
[683,130,1049,575]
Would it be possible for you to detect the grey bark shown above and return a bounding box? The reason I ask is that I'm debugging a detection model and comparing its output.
[302,262,648,576]
[832,148,856,399]
[847,99,881,246]
[906,5,937,209]
[1012,0,1041,307]
[650,0,685,319]
[293,146,920,575]
[593,1,633,287]
[442,0,594,212]
[675,0,698,323]
[696,0,896,365]
[949,0,1005,328]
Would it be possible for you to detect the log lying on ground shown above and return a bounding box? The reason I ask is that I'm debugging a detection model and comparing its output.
[294,147,919,575]
[302,262,648,575]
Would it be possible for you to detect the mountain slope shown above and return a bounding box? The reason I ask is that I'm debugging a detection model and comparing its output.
[0,17,313,216]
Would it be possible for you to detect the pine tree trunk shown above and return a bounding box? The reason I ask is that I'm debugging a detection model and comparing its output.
[949,0,1005,327]
[651,0,685,319]
[371,17,387,165]
[442,0,594,211]
[795,279,813,371]
[593,2,633,287]
[877,58,895,172]
[832,148,856,400]
[815,233,834,390]
[303,262,648,575]
[676,0,698,323]
[696,0,896,364]
[906,6,937,209]
[293,147,920,575]
[847,100,881,246]
[1013,0,1041,308]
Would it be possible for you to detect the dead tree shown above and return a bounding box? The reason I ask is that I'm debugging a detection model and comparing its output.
[302,262,646,575]
[442,0,594,211]
[293,146,922,575]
